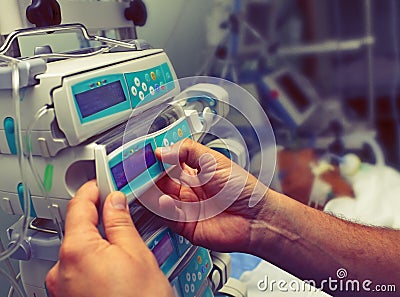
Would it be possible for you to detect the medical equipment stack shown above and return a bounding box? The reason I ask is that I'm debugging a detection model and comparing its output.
[0,24,244,297]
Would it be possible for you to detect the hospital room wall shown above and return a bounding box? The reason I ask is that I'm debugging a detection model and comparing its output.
[136,0,215,78]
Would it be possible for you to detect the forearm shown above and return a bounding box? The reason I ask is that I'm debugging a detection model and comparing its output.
[248,189,400,294]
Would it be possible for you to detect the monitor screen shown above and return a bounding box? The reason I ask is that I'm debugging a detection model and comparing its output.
[152,233,174,266]
[276,74,311,113]
[111,143,157,190]
[75,81,126,118]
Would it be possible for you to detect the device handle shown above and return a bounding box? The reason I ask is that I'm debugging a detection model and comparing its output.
[0,23,138,57]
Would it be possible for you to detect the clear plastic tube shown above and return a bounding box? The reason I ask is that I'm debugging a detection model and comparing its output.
[7,273,21,297]
[0,62,31,262]
[25,106,50,196]
[1,269,26,297]
[0,239,17,281]
[25,106,64,240]
[0,60,30,297]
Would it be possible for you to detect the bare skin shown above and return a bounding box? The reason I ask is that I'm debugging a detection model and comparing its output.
[155,139,400,296]
[47,139,400,296]
[45,181,173,297]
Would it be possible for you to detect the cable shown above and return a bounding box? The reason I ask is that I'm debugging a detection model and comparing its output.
[0,62,30,262]
[25,105,51,197]
[1,268,26,297]
[25,105,64,241]
[7,273,22,297]
[0,60,29,297]
[0,239,18,283]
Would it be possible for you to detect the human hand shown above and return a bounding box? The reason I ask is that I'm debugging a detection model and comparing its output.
[151,138,272,254]
[45,180,173,297]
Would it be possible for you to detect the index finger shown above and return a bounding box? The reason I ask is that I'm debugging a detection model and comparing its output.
[155,138,225,171]
[63,180,102,239]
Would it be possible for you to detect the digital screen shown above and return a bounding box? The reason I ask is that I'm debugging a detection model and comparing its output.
[152,233,174,266]
[75,81,126,118]
[111,143,157,190]
[276,74,311,113]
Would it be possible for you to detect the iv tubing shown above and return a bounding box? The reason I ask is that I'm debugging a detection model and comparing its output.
[0,60,30,297]
[7,273,21,297]
[26,105,64,240]
[0,268,26,297]
[0,62,31,263]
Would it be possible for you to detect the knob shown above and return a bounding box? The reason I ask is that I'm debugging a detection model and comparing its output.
[124,0,147,27]
[26,0,61,27]
[8,240,32,261]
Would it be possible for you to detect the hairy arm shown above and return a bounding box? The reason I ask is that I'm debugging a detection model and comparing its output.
[250,189,400,295]
[155,139,399,296]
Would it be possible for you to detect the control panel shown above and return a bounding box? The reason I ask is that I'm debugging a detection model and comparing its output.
[0,49,179,158]
[143,225,214,297]
[125,62,174,107]
[0,23,239,297]
[172,247,213,297]
[53,52,177,148]
[96,114,193,204]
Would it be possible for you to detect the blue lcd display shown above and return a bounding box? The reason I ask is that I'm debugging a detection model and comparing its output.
[75,81,126,118]
[110,143,156,190]
[152,233,174,266]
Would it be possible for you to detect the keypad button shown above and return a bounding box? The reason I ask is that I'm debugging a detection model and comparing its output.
[134,77,140,87]
[131,86,137,96]
[139,91,145,101]
[142,82,148,92]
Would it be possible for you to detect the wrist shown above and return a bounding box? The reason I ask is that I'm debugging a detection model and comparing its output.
[246,189,287,258]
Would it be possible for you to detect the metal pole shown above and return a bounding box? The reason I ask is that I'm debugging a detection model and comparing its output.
[365,0,375,126]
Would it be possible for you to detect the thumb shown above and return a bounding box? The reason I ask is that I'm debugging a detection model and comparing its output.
[102,191,145,251]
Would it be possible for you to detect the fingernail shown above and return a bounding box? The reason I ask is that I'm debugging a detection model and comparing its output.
[160,146,171,154]
[110,192,127,210]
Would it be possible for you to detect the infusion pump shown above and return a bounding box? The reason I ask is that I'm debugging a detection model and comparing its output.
[0,25,240,297]
[0,48,178,157]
